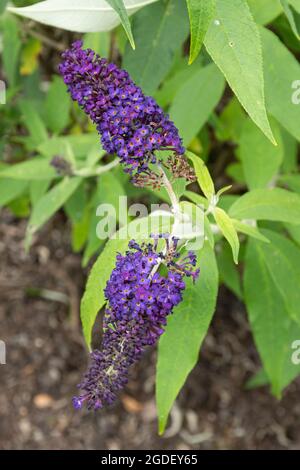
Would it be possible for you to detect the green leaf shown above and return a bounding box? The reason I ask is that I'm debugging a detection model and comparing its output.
[216,185,232,199]
[218,194,239,212]
[184,190,208,209]
[123,0,189,95]
[173,179,188,202]
[186,151,215,201]
[215,97,246,142]
[26,177,82,245]
[261,26,300,141]
[232,219,270,243]
[273,10,300,52]
[217,242,243,299]
[204,0,275,144]
[204,215,215,248]
[82,230,106,268]
[281,128,298,174]
[19,100,48,147]
[71,210,90,253]
[156,243,218,434]
[0,179,28,207]
[64,182,90,252]
[85,143,106,168]
[245,368,270,390]
[0,158,58,180]
[239,118,283,189]
[186,0,214,64]
[289,0,300,13]
[8,195,30,218]
[83,31,110,58]
[64,182,87,223]
[248,0,282,25]
[244,236,300,397]
[81,214,174,348]
[38,133,101,159]
[2,14,21,87]
[285,223,300,245]
[229,188,300,224]
[29,180,51,206]
[214,207,239,264]
[169,63,225,145]
[279,174,300,193]
[256,229,300,324]
[281,0,300,38]
[226,162,246,185]
[44,76,71,134]
[178,200,205,245]
[105,0,135,49]
[154,59,202,108]
[83,171,126,266]
[0,1,9,14]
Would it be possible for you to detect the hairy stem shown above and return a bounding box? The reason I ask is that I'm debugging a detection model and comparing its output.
[149,166,182,279]
[158,165,180,215]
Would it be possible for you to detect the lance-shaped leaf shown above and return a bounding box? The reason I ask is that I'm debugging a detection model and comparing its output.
[186,150,215,201]
[244,235,300,397]
[26,176,82,247]
[280,0,300,39]
[169,64,225,145]
[123,0,189,95]
[204,0,275,144]
[232,219,270,243]
[0,158,58,180]
[105,0,135,48]
[229,187,300,224]
[217,242,243,300]
[260,26,300,141]
[239,118,283,189]
[254,229,300,325]
[0,179,28,207]
[214,207,239,264]
[248,0,283,25]
[186,0,214,64]
[44,76,71,134]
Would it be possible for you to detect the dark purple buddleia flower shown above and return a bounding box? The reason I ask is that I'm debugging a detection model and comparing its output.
[59,41,194,185]
[73,236,199,411]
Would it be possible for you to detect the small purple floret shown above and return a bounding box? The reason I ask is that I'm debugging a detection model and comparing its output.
[72,396,84,410]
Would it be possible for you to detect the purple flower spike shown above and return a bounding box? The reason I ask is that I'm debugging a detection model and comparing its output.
[73,237,199,411]
[59,41,185,182]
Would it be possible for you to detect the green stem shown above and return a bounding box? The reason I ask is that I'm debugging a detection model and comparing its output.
[74,159,119,177]
[158,165,180,214]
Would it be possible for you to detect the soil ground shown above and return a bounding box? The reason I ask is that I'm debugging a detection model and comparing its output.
[1,210,300,450]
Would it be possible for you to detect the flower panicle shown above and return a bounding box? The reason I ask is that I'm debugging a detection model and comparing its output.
[59,41,187,182]
[73,236,199,411]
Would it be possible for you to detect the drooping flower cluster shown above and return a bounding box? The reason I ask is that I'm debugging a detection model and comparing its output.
[59,41,190,184]
[73,236,199,411]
